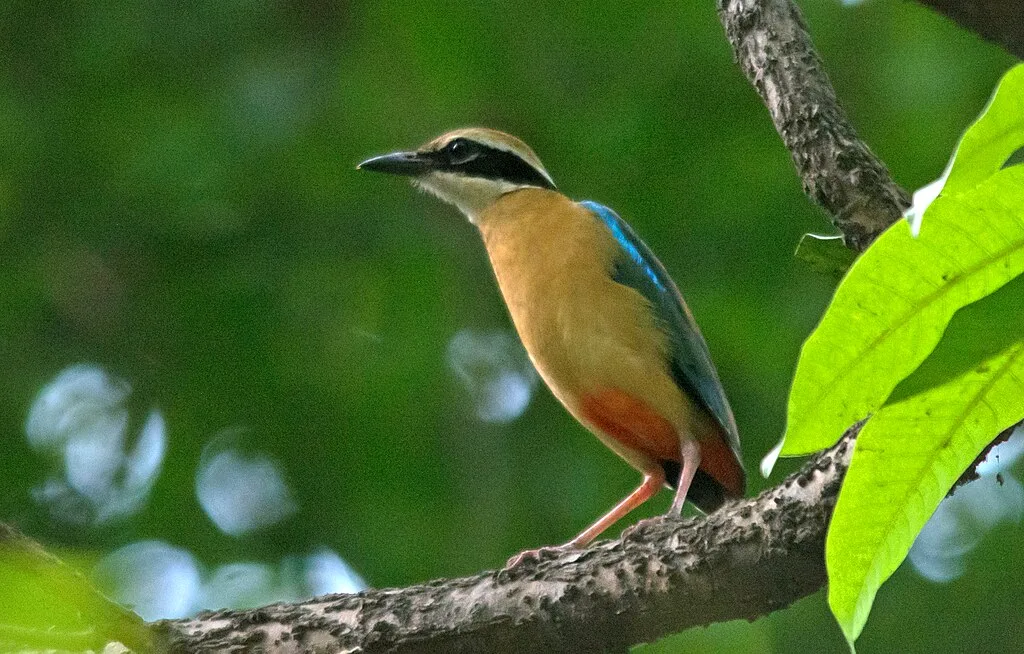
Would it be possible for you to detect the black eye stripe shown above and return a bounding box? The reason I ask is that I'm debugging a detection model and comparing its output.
[435,142,555,190]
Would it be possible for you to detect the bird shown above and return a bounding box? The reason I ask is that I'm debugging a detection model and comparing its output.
[358,128,744,563]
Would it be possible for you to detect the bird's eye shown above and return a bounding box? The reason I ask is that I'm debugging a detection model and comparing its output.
[445,138,479,165]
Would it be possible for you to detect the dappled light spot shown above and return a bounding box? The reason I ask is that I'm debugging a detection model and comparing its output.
[910,428,1024,583]
[199,562,277,610]
[94,540,201,621]
[25,364,166,526]
[95,543,367,621]
[446,329,537,423]
[196,433,298,537]
[304,547,367,595]
[227,58,312,147]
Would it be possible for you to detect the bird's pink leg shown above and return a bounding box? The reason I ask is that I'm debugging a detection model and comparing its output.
[505,470,665,568]
[668,437,701,516]
[568,470,665,547]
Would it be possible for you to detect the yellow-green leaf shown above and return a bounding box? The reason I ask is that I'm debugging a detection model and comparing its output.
[826,334,1024,644]
[907,64,1024,234]
[943,65,1024,194]
[781,165,1024,457]
[779,63,1024,458]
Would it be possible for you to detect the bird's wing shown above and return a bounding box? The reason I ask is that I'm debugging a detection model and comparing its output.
[579,200,742,463]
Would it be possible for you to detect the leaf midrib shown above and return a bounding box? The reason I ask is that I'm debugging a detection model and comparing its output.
[803,232,1024,423]
[852,341,1024,611]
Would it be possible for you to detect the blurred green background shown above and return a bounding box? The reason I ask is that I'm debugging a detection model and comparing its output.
[1,0,1021,651]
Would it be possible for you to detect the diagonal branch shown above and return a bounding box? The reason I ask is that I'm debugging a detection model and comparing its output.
[717,0,910,250]
[156,435,854,654]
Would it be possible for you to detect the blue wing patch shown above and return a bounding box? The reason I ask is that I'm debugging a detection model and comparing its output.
[580,200,741,459]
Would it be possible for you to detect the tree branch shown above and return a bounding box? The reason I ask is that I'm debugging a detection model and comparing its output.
[156,435,854,654]
[717,0,910,250]
[913,0,1024,60]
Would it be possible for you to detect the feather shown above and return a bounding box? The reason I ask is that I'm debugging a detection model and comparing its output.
[580,201,743,476]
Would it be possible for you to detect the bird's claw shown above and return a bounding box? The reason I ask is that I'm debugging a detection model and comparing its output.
[622,515,670,540]
[504,544,571,570]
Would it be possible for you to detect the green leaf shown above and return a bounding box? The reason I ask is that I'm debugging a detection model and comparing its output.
[779,63,1024,458]
[907,64,1024,235]
[887,272,1024,404]
[0,525,152,651]
[795,233,856,279]
[942,65,1024,193]
[826,310,1024,643]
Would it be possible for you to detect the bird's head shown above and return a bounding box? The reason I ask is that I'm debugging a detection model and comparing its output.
[358,128,556,222]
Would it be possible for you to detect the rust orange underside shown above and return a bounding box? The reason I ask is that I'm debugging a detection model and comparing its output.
[580,388,744,499]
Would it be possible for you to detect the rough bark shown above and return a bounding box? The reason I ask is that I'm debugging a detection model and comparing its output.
[717,0,911,250]
[156,435,854,654]
[913,0,1024,59]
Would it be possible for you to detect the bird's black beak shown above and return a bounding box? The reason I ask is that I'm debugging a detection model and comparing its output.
[357,150,435,177]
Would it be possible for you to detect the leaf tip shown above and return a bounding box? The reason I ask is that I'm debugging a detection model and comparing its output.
[760,439,783,478]
[904,173,948,237]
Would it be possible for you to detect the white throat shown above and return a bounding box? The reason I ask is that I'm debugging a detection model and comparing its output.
[414,172,533,224]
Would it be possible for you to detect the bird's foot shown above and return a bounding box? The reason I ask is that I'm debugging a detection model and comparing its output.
[504,544,574,570]
[621,515,676,540]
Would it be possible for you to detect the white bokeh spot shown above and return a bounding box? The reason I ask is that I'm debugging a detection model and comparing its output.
[446,329,538,423]
[25,364,166,526]
[196,433,298,537]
